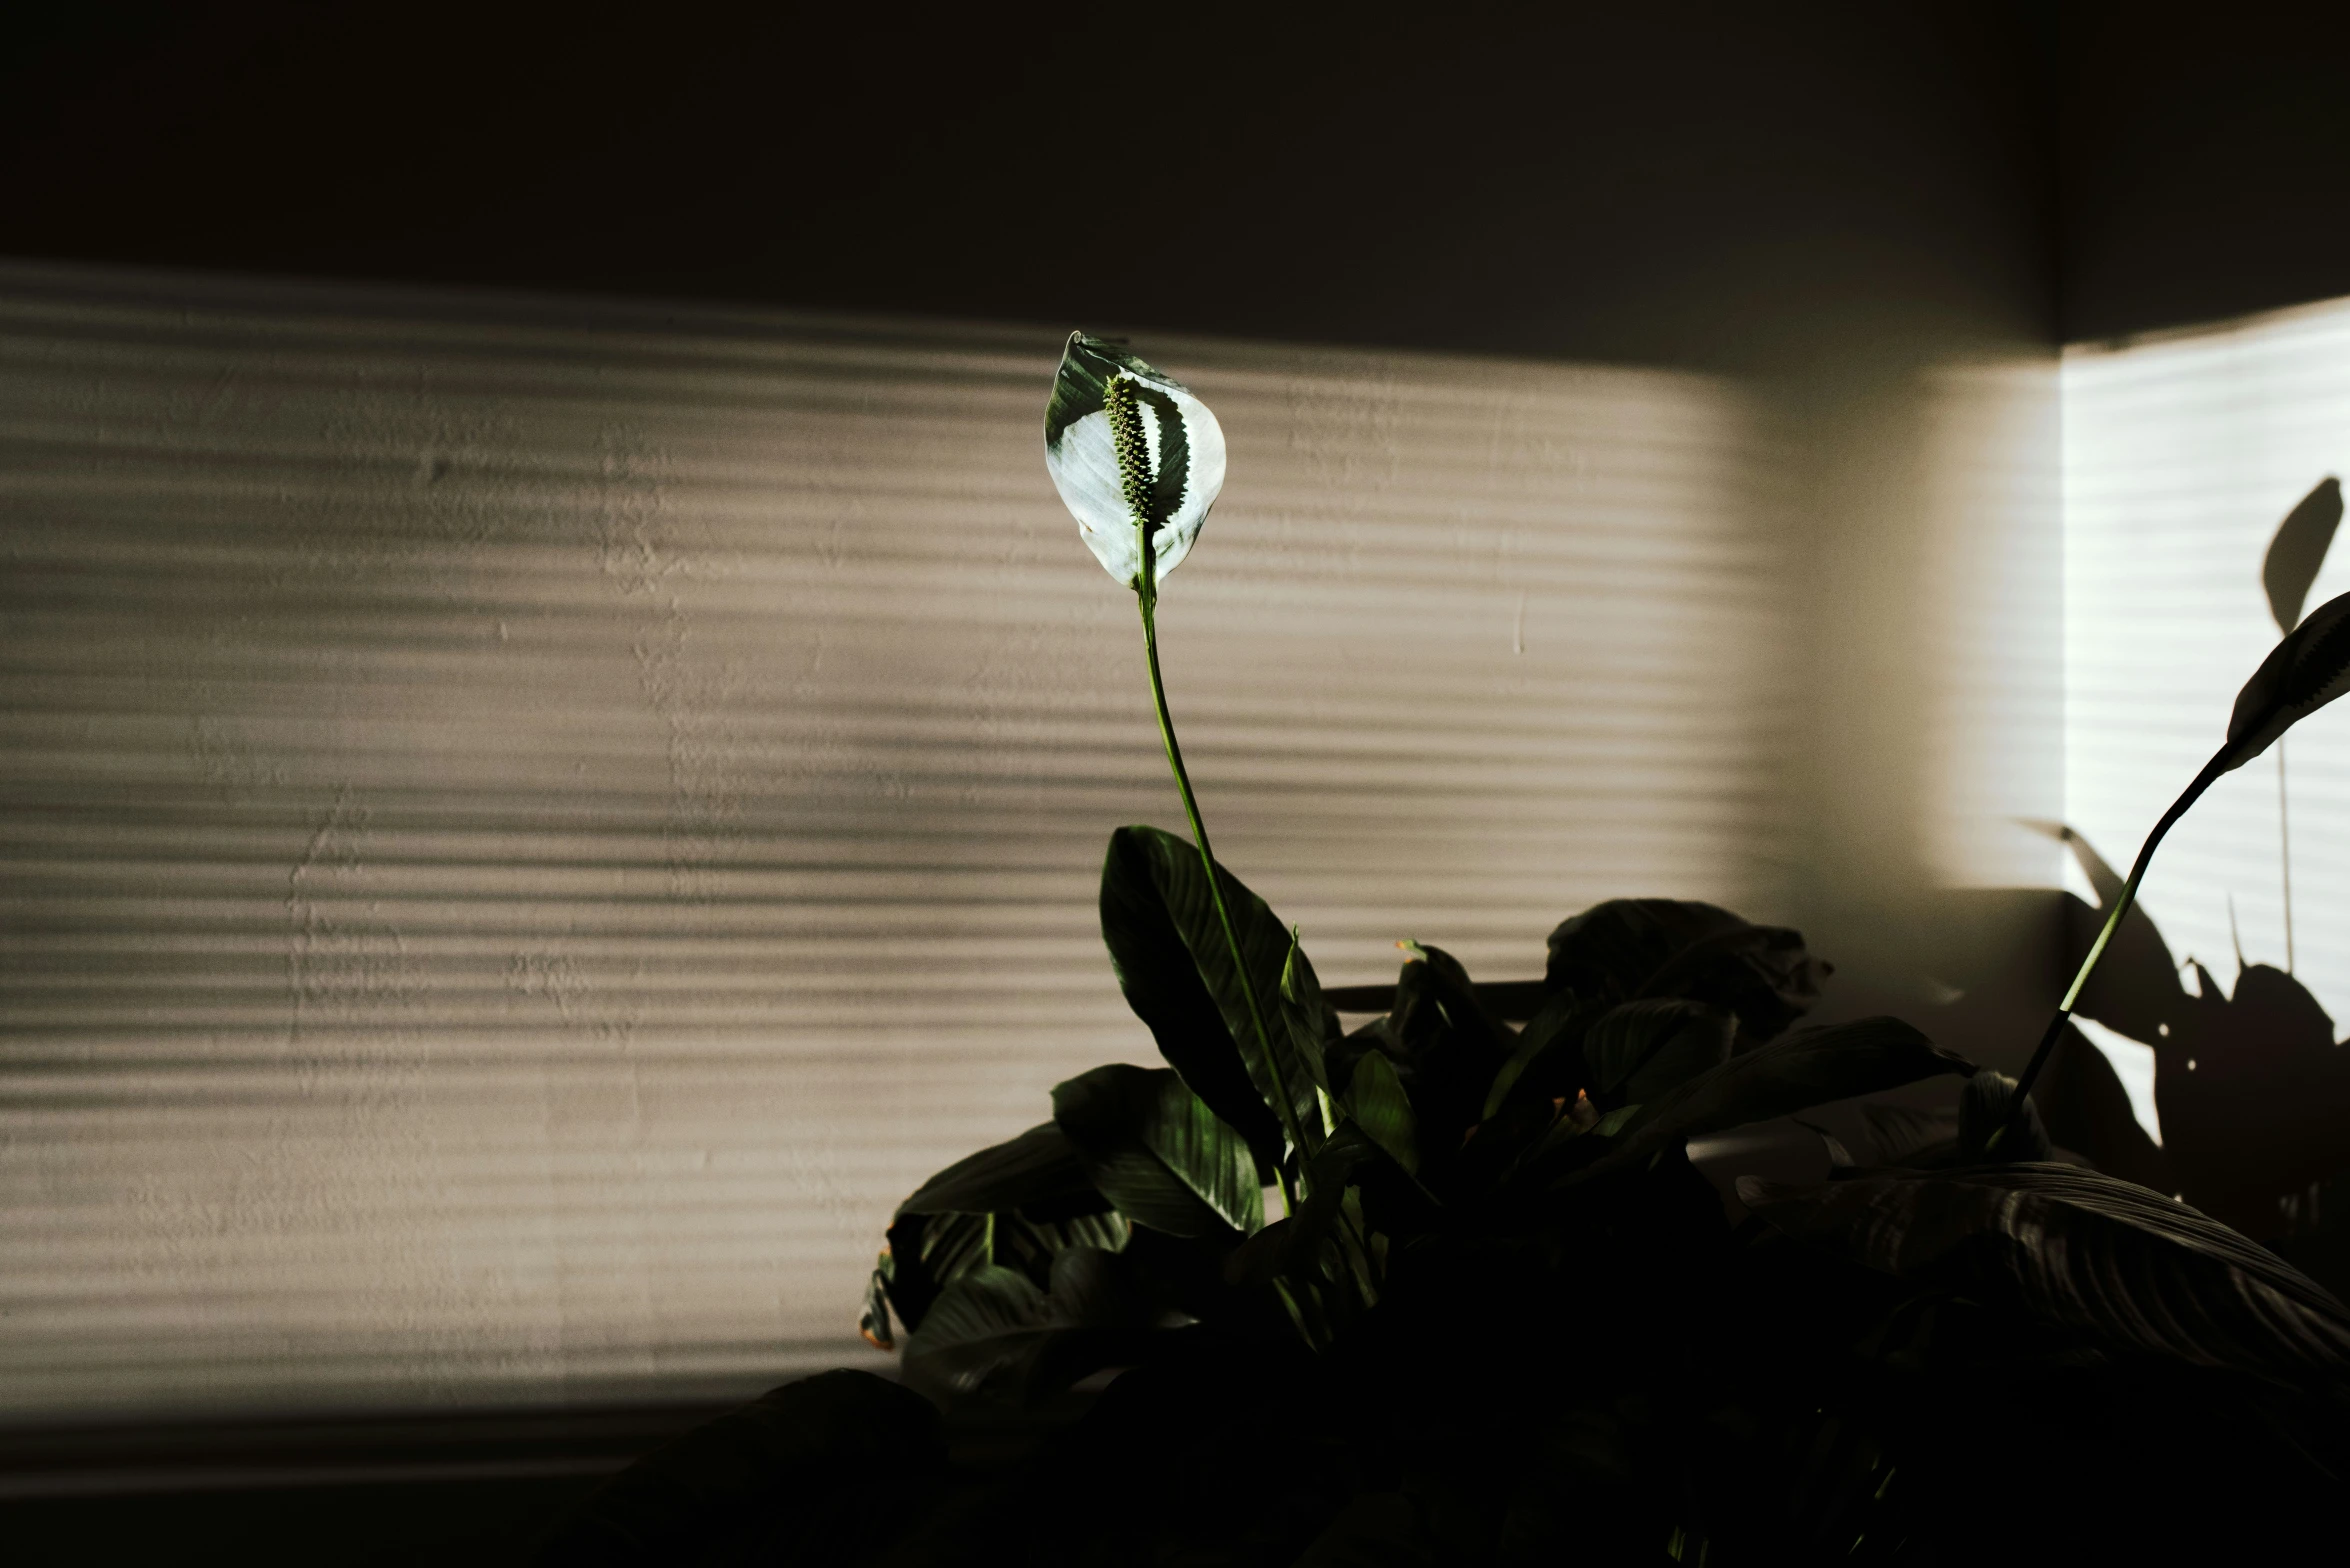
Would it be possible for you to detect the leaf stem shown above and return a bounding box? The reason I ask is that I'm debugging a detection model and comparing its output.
[1108,373,1305,1207]
[2003,747,2231,1140]
[2281,735,2296,971]
[1138,583,1304,1208]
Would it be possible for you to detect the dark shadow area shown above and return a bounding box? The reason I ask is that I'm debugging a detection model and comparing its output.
[0,1397,1085,1565]
[2061,0,2350,341]
[0,1,2052,372]
[2037,827,2350,1274]
[5,1474,605,1567]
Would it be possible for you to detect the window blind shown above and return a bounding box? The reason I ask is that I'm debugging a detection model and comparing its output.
[0,262,1796,1423]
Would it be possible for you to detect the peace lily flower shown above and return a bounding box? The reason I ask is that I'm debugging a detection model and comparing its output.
[1044,332,1226,591]
[1042,332,1302,1198]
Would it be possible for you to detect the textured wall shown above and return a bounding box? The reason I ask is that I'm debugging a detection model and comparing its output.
[0,262,1907,1421]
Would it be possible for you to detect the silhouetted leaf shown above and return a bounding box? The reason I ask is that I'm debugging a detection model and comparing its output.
[901,1248,1162,1406]
[1858,1102,1959,1167]
[1583,998,1736,1107]
[1482,988,1592,1118]
[2264,477,2343,633]
[1321,977,1549,1019]
[1278,928,1342,1143]
[1345,1049,1419,1175]
[898,1122,1099,1217]
[1544,898,1826,1045]
[1099,825,1314,1171]
[1378,943,1512,1153]
[1741,1162,2350,1391]
[2221,587,2350,772]
[1566,1017,1971,1186]
[1962,1070,2051,1162]
[2033,1027,2170,1191]
[879,1207,1129,1335]
[1225,1121,1393,1292]
[1052,1063,1262,1239]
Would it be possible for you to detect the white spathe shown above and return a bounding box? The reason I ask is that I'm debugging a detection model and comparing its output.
[1044,334,1226,589]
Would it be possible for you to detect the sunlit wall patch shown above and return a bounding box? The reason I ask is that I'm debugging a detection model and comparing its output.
[2064,294,2350,1144]
[0,263,1794,1424]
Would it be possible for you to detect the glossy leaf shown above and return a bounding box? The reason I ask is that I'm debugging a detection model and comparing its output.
[2264,477,2343,633]
[900,1248,1161,1406]
[2220,587,2350,772]
[1044,332,1225,589]
[1052,1063,1263,1239]
[897,1121,1099,1217]
[1582,998,1735,1107]
[878,1206,1128,1335]
[1099,825,1312,1168]
[1741,1162,2350,1390]
[1566,1016,1971,1185]
[1279,926,1342,1101]
[1345,1049,1420,1176]
[1544,898,1826,1045]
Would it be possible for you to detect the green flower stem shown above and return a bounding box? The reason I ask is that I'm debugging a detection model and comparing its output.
[2003,747,2231,1144]
[1104,372,1307,1208]
[1138,582,1305,1210]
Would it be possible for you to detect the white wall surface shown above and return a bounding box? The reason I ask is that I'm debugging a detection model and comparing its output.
[8,262,2027,1422]
[2064,298,2350,1128]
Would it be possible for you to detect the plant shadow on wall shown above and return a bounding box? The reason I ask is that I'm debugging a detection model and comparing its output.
[2018,477,2350,1298]
[535,340,2350,1566]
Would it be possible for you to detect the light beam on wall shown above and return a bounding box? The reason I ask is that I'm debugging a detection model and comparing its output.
[0,264,1803,1422]
[2065,297,2350,1136]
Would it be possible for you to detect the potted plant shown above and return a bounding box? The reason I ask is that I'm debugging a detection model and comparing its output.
[540,336,2350,1567]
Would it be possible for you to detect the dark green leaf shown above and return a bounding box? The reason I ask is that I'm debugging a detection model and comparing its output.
[1566,1016,1971,1186]
[1960,1069,2050,1162]
[860,1252,896,1350]
[880,1207,1127,1334]
[1099,825,1314,1171]
[1322,977,1551,1020]
[2264,477,2343,634]
[1279,926,1342,1102]
[900,1251,1163,1406]
[1345,1049,1419,1176]
[1741,1162,2350,1390]
[2223,587,2350,771]
[1858,1102,1958,1167]
[1544,898,1826,1044]
[1582,998,1735,1107]
[2033,1024,2172,1191]
[1053,1063,1263,1239]
[1378,943,1512,1153]
[1481,990,1603,1120]
[897,1121,1099,1217]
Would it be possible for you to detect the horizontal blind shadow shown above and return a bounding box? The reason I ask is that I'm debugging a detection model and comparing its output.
[0,263,1797,1423]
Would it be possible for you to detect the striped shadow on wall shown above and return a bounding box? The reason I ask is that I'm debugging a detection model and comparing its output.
[0,263,1798,1424]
